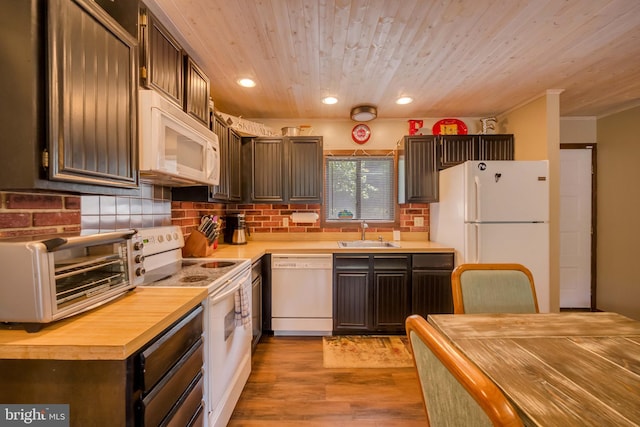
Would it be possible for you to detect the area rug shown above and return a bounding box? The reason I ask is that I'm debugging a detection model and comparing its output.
[322,335,414,368]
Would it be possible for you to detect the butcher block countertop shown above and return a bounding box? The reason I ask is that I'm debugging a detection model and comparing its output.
[0,287,207,361]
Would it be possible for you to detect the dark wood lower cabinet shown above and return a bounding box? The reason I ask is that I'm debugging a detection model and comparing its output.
[374,270,410,331]
[333,253,454,334]
[334,272,370,331]
[333,254,410,334]
[411,270,454,315]
[0,358,133,425]
[411,253,455,317]
[334,255,371,332]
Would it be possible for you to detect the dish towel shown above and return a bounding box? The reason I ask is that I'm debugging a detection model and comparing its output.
[234,283,251,328]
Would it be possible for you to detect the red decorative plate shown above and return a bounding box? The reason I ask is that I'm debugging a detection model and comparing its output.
[352,124,371,144]
[432,118,468,135]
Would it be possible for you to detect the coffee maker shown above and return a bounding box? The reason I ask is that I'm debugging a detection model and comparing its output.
[224,213,247,245]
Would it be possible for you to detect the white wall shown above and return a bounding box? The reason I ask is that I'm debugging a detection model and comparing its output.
[596,105,640,320]
[560,117,597,143]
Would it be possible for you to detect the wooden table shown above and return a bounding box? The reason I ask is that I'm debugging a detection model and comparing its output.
[428,312,640,426]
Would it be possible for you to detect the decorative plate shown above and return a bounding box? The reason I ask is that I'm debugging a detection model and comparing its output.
[432,118,468,135]
[351,124,371,144]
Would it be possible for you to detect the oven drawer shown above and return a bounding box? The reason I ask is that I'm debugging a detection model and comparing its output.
[164,372,204,427]
[138,305,203,392]
[138,339,204,426]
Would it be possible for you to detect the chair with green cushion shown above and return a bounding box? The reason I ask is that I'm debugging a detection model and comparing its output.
[451,263,539,314]
[405,314,523,426]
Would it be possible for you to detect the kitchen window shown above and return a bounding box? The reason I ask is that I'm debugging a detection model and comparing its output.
[323,155,396,224]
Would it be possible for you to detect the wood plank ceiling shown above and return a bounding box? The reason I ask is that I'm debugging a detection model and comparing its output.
[144,0,640,119]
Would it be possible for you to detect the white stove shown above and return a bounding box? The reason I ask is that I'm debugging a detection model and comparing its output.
[138,226,250,290]
[137,226,252,427]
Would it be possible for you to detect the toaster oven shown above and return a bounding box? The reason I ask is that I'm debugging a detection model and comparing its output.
[0,230,145,331]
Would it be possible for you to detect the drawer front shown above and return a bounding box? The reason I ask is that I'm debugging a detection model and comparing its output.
[373,255,409,270]
[334,255,369,270]
[140,340,204,427]
[187,405,204,427]
[139,305,203,392]
[412,253,454,270]
[164,372,204,427]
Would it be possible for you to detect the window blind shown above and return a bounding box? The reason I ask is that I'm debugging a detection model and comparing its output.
[324,156,394,221]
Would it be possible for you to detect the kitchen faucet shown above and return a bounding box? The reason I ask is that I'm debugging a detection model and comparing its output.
[360,220,368,240]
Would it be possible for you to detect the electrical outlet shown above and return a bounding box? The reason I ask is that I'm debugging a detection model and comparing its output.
[283,217,289,227]
[414,216,424,226]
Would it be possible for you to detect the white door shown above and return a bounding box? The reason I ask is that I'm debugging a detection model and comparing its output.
[464,161,549,222]
[464,222,550,312]
[560,149,592,308]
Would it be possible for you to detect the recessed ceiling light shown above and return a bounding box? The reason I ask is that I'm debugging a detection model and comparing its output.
[237,78,256,88]
[322,96,338,105]
[396,96,413,105]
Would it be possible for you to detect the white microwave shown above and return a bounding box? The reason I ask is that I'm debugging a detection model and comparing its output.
[139,90,220,186]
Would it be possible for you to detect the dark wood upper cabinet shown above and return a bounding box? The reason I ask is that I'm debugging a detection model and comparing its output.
[287,136,323,203]
[438,134,515,170]
[399,134,514,203]
[400,135,439,203]
[227,129,243,201]
[242,136,323,204]
[49,0,138,188]
[438,134,478,169]
[211,115,242,202]
[140,6,211,129]
[184,57,211,126]
[478,134,515,161]
[0,0,139,194]
[140,9,184,107]
[246,137,286,203]
[211,115,230,200]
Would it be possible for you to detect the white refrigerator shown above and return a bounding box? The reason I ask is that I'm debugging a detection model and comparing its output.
[430,160,550,312]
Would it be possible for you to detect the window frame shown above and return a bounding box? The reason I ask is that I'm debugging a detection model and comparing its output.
[321,149,400,229]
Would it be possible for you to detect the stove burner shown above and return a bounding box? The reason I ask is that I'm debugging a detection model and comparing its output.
[180,275,209,283]
[200,261,236,269]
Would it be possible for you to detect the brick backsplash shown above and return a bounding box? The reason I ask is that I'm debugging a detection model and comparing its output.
[0,192,81,239]
[218,202,429,234]
[170,201,428,242]
[171,201,225,237]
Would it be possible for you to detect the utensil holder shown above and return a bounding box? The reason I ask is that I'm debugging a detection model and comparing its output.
[182,229,214,257]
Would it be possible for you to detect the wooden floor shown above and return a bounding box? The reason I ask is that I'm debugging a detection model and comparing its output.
[228,335,427,426]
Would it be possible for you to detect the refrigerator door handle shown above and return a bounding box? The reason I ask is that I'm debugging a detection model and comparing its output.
[474,176,481,221]
[474,224,480,263]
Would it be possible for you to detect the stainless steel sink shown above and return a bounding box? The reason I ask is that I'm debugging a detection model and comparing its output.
[338,240,400,248]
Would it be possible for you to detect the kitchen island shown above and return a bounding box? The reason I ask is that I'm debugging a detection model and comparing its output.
[0,287,207,426]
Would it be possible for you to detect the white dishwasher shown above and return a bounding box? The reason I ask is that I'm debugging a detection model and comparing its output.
[271,254,333,336]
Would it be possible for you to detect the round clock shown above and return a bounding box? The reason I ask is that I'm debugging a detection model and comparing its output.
[351,124,371,144]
